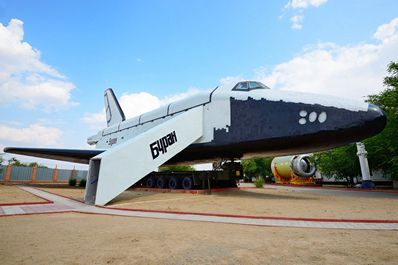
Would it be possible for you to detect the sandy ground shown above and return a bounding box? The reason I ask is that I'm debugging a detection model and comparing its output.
[1,213,397,265]
[40,187,398,220]
[0,185,46,204]
[40,187,85,202]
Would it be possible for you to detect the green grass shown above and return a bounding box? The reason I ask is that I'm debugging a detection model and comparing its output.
[254,177,264,188]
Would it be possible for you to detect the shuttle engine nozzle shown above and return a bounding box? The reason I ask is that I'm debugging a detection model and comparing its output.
[291,155,316,178]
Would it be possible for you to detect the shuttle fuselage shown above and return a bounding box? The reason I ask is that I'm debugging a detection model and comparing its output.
[88,81,386,164]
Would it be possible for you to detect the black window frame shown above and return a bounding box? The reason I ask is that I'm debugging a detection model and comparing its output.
[232,81,269,92]
[232,82,249,91]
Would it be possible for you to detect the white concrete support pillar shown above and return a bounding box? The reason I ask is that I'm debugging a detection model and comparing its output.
[356,142,374,189]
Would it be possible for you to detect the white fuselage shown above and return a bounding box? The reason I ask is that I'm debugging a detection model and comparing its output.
[89,83,368,153]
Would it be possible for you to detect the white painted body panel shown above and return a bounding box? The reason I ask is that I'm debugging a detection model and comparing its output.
[140,105,169,123]
[119,116,140,130]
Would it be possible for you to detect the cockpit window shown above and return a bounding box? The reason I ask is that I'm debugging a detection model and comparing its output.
[232,81,269,91]
[249,81,267,89]
[233,82,249,91]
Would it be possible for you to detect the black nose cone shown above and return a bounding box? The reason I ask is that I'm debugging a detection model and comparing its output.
[366,104,387,135]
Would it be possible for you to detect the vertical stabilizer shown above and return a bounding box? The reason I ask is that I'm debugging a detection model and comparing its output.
[104,88,125,127]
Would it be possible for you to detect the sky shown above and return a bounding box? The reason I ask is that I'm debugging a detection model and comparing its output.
[0,0,397,169]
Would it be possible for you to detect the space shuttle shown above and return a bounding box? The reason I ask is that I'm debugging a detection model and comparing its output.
[5,81,386,205]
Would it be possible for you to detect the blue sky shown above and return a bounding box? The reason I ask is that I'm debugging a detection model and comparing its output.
[0,0,397,168]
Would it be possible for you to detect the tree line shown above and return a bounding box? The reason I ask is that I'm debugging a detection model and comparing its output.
[0,157,47,168]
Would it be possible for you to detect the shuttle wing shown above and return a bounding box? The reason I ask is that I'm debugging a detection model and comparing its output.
[3,147,105,164]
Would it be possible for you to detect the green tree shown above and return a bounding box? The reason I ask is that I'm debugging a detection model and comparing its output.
[241,159,257,179]
[159,165,195,172]
[313,144,360,185]
[365,61,398,180]
[242,157,273,181]
[0,154,3,174]
[6,158,47,168]
[27,162,47,168]
[7,157,27,166]
[254,157,273,178]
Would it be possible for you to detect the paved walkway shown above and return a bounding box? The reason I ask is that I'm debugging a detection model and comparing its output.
[1,186,398,230]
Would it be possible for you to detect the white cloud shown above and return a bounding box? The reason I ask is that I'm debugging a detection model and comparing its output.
[82,88,201,130]
[284,0,327,30]
[120,92,162,118]
[374,17,398,43]
[255,17,398,100]
[285,0,328,9]
[219,75,245,87]
[0,123,62,146]
[0,19,76,111]
[290,15,304,30]
[81,110,107,131]
[157,88,201,106]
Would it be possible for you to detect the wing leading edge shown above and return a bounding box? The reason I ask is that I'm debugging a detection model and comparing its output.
[3,147,105,164]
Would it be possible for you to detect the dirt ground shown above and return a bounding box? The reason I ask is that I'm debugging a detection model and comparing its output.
[40,186,398,220]
[40,187,85,202]
[1,213,397,265]
[0,184,46,204]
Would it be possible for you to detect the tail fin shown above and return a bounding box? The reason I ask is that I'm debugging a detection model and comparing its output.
[104,88,125,127]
